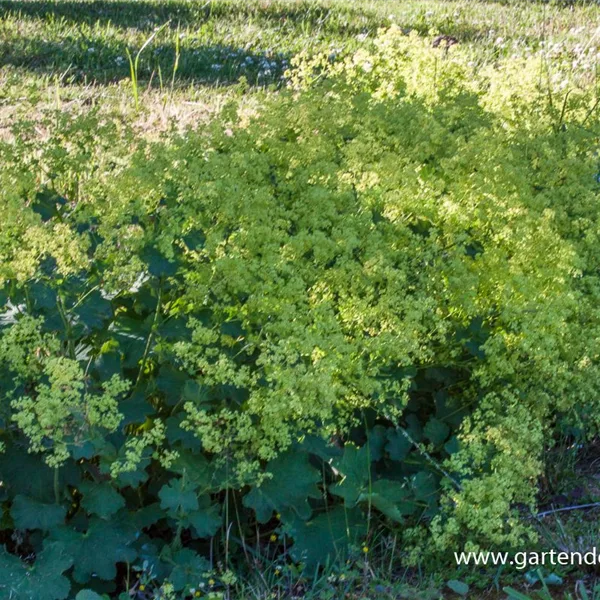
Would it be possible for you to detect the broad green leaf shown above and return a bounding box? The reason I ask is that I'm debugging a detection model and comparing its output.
[0,542,73,600]
[358,479,416,522]
[367,425,388,461]
[297,435,342,461]
[50,519,137,583]
[130,503,164,529]
[385,428,412,461]
[288,507,367,569]
[11,495,66,531]
[447,579,469,596]
[142,247,178,277]
[0,448,79,502]
[444,436,460,455]
[73,291,113,332]
[168,548,210,592]
[243,450,321,523]
[329,445,370,505]
[156,363,188,406]
[159,479,199,515]
[75,591,106,600]
[166,414,202,450]
[423,417,450,446]
[186,496,221,538]
[80,481,125,520]
[168,451,213,488]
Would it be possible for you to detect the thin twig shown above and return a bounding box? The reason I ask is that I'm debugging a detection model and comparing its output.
[533,502,600,520]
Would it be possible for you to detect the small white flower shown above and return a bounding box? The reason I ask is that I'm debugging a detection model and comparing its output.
[211,63,222,70]
[356,33,368,42]
[87,47,95,53]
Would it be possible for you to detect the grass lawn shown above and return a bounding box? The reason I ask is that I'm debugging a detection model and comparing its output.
[2,0,599,131]
[2,1,600,599]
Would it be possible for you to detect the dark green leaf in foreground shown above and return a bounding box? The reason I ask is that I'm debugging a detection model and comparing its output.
[168,548,211,592]
[75,591,106,600]
[0,542,73,600]
[288,507,367,568]
[358,479,416,522]
[159,478,199,515]
[243,450,321,523]
[80,481,125,519]
[50,519,137,583]
[329,445,370,505]
[10,495,66,531]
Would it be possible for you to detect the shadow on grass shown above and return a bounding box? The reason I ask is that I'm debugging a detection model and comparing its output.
[0,35,291,87]
[0,0,375,34]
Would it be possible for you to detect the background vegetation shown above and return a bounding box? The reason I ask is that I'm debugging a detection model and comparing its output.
[2,1,600,599]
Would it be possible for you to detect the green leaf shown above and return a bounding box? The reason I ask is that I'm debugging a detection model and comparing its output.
[186,496,221,538]
[358,479,416,522]
[31,188,66,222]
[159,479,199,515]
[424,417,450,446]
[168,451,213,488]
[156,364,188,406]
[0,447,69,502]
[288,507,367,569]
[444,436,460,455]
[73,290,113,332]
[0,542,73,600]
[50,519,137,583]
[385,428,412,461]
[447,579,469,596]
[80,482,125,520]
[168,548,211,592]
[166,414,202,450]
[329,445,370,505]
[11,495,66,531]
[367,425,388,461]
[75,591,106,600]
[142,247,178,277]
[243,450,321,523]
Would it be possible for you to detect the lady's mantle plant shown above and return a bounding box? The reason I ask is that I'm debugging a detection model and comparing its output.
[0,29,600,598]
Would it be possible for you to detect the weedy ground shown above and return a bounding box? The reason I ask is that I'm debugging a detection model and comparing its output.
[3,0,600,598]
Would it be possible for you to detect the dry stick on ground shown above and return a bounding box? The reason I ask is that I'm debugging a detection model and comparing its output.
[532,502,600,520]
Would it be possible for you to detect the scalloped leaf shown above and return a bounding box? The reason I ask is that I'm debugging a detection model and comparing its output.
[168,548,211,592]
[80,481,125,520]
[50,519,137,583]
[329,445,370,505]
[0,542,73,600]
[159,478,199,515]
[358,479,416,522]
[185,496,221,538]
[11,495,66,531]
[288,507,367,568]
[243,450,321,523]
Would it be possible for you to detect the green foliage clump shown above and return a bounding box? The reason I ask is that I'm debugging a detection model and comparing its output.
[0,28,600,598]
